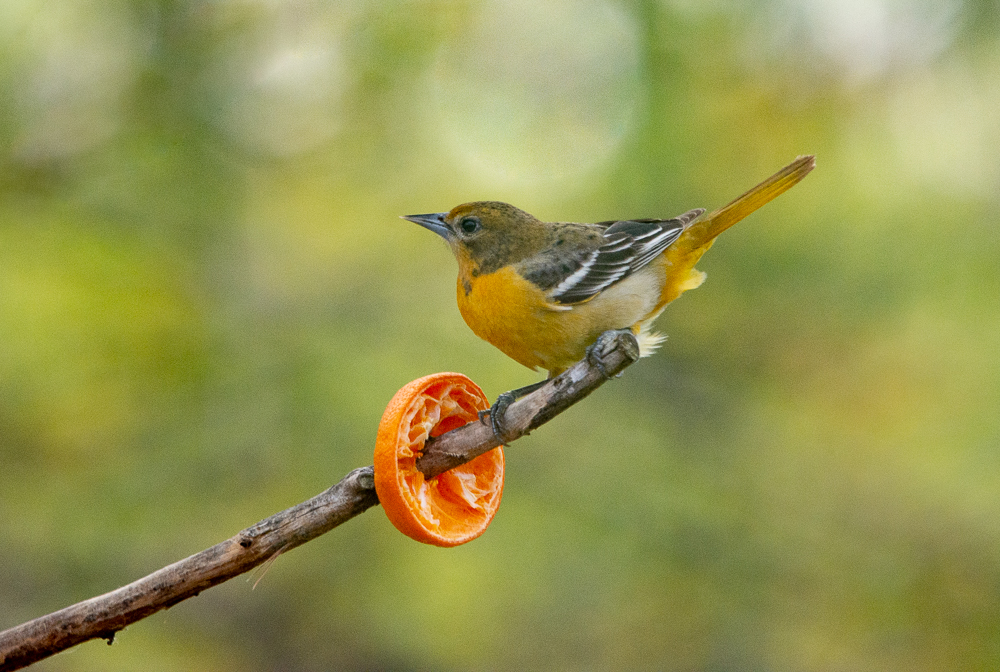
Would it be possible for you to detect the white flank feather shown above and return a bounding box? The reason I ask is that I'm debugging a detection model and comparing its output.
[635,317,667,357]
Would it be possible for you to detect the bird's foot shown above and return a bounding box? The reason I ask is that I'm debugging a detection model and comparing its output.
[478,380,547,444]
[479,391,516,444]
[586,328,635,379]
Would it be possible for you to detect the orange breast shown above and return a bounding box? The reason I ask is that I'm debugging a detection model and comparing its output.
[457,265,665,375]
[456,267,563,372]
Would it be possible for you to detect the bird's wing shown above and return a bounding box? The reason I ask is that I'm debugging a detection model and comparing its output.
[547,208,704,305]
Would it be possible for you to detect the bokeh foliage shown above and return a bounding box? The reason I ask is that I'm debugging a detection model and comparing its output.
[2,0,999,669]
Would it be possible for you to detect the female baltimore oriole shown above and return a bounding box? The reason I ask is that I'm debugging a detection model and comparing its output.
[405,155,815,436]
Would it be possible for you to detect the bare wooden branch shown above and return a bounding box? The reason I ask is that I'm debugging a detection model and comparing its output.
[0,330,640,671]
[0,468,380,671]
[416,329,640,478]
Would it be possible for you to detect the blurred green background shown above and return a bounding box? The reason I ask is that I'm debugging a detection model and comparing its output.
[2,0,999,669]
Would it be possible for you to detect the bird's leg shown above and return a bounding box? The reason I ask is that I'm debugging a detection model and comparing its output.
[587,328,635,379]
[479,380,548,443]
[478,329,637,442]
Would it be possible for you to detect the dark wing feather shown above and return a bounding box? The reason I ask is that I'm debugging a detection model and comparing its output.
[549,208,704,305]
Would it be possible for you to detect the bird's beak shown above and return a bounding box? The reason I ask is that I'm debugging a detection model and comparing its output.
[402,212,451,240]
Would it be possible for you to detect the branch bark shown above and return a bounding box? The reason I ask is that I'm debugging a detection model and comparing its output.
[416,329,640,478]
[0,331,639,671]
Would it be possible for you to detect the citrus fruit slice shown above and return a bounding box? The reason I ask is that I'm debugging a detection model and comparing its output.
[374,372,504,547]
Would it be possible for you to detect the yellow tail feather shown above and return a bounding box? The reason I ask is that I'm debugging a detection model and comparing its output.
[650,155,815,318]
[689,154,816,246]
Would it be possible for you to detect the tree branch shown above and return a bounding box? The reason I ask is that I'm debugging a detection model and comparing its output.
[0,330,639,671]
[416,329,640,478]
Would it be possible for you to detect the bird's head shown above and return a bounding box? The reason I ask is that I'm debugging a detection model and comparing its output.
[403,201,547,275]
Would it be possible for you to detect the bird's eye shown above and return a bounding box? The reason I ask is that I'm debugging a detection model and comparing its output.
[459,216,481,234]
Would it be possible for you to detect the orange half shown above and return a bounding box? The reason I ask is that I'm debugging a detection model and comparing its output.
[374,372,504,547]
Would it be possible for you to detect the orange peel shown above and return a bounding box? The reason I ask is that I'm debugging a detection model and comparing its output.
[374,372,504,547]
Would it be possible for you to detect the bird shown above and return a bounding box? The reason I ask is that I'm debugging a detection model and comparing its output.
[404,155,815,439]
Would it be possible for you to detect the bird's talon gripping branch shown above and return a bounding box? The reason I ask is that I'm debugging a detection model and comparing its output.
[484,392,515,443]
[587,329,634,379]
[479,380,548,443]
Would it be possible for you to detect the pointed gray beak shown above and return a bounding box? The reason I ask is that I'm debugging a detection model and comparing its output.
[402,212,451,240]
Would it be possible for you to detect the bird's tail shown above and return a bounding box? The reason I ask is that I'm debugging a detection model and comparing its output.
[647,155,816,321]
[688,154,816,246]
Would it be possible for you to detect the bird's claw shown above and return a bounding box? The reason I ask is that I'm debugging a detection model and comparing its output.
[479,380,548,444]
[587,329,632,379]
[479,392,516,444]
